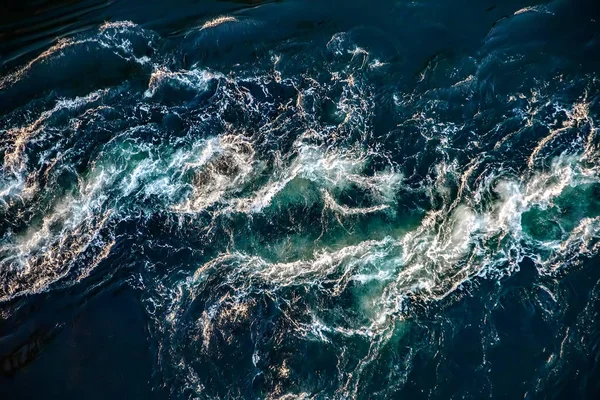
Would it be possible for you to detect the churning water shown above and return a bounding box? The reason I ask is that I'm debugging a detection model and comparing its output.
[1,0,600,398]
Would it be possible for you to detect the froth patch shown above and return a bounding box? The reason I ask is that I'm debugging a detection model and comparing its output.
[199,16,238,31]
[145,68,217,99]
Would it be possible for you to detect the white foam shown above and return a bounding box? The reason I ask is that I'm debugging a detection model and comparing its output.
[145,68,217,98]
[198,16,238,31]
[0,168,113,301]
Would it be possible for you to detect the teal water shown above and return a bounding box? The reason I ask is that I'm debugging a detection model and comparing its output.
[1,0,600,398]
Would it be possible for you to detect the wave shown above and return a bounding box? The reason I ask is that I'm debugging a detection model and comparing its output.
[0,11,599,398]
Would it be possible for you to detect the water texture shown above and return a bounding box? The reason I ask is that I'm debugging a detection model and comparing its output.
[1,0,600,398]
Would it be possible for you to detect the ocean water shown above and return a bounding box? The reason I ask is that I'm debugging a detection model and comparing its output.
[1,0,600,398]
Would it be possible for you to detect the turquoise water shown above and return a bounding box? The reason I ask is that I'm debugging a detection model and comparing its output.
[1,0,600,398]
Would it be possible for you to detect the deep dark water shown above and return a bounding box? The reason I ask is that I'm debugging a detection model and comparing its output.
[1,0,600,398]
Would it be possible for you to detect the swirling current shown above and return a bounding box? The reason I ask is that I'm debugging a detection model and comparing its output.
[1,0,600,398]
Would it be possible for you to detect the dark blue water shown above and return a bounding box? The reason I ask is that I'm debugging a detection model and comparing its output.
[1,0,600,398]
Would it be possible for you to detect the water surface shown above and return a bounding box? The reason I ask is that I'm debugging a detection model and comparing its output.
[1,0,600,398]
